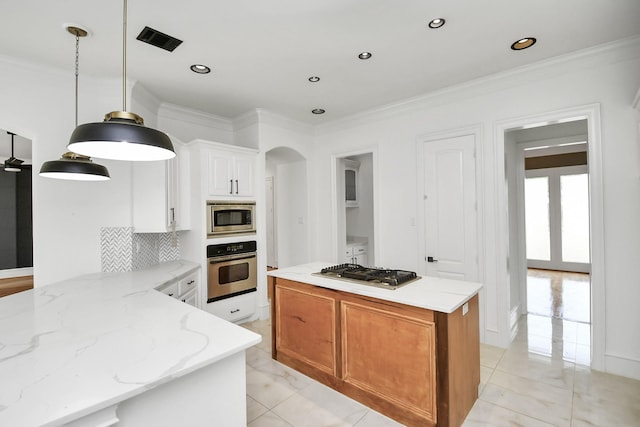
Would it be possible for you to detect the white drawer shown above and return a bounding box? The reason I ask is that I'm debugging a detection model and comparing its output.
[179,289,198,307]
[353,245,367,255]
[157,282,179,299]
[208,292,256,323]
[178,272,199,296]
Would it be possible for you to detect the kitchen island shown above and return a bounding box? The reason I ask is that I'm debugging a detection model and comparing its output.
[267,262,483,427]
[0,260,261,427]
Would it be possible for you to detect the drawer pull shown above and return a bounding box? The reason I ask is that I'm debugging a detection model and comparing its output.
[182,298,187,303]
[230,309,240,314]
[187,280,195,285]
[168,293,174,297]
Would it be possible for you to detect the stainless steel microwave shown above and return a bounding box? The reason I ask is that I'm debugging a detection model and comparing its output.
[207,201,256,236]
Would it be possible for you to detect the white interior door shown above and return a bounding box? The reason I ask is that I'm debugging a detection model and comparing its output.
[423,135,478,280]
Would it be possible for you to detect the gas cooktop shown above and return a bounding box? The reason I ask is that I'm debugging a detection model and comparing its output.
[315,264,420,290]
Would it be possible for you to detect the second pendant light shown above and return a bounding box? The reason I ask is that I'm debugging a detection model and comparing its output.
[39,26,110,181]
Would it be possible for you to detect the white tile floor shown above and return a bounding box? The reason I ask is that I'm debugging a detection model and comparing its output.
[241,315,640,426]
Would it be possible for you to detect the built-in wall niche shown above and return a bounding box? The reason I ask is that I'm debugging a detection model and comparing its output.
[0,129,33,272]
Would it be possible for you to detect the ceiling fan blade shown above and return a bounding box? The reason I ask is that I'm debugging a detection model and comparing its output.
[5,156,24,167]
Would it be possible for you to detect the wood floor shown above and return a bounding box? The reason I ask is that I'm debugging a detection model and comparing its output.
[0,275,34,298]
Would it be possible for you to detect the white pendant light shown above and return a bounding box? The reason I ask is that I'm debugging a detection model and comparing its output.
[67,0,175,162]
[40,26,110,181]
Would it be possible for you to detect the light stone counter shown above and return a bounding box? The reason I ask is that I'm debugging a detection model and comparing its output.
[267,262,482,313]
[0,260,261,427]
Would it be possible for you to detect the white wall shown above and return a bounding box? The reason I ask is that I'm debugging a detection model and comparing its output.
[0,56,133,286]
[310,38,640,379]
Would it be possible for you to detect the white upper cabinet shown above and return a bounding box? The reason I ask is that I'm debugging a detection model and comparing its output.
[344,159,360,208]
[208,149,255,198]
[132,138,191,233]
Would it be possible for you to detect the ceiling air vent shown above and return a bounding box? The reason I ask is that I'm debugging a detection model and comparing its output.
[136,26,183,52]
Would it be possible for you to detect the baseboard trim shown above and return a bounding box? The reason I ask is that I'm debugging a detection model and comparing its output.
[604,352,640,381]
[258,303,270,320]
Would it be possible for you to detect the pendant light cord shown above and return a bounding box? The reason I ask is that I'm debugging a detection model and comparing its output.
[8,132,15,157]
[75,33,80,127]
[122,0,128,112]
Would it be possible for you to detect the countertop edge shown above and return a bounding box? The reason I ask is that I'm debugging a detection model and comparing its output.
[267,262,483,314]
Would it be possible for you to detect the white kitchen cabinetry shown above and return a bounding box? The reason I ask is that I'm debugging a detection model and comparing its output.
[344,159,360,208]
[208,292,256,323]
[208,150,255,198]
[156,270,200,308]
[133,140,190,233]
[345,243,368,266]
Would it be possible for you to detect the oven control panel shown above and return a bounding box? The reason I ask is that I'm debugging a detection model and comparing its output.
[207,240,257,257]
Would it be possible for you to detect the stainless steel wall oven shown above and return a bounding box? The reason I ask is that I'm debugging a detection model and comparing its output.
[207,240,257,303]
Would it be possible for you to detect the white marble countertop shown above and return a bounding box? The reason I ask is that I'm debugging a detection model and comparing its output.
[268,262,482,314]
[0,260,261,427]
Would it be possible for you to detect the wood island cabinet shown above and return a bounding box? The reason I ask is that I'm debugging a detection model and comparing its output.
[270,277,479,427]
[275,281,338,376]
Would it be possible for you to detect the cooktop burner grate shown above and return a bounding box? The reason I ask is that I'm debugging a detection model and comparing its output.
[317,264,419,289]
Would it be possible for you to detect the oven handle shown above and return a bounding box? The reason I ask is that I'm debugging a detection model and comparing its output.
[209,253,257,264]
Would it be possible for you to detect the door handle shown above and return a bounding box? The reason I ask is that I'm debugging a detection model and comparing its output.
[229,179,233,194]
[427,256,438,263]
[235,179,239,194]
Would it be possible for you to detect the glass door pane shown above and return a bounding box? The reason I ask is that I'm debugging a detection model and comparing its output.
[525,177,550,261]
[561,174,590,263]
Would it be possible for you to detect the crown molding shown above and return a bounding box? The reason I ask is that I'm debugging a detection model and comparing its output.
[255,108,314,135]
[130,82,162,114]
[232,109,260,131]
[158,102,234,131]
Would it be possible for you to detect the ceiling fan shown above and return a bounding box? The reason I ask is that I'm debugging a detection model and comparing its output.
[2,131,28,172]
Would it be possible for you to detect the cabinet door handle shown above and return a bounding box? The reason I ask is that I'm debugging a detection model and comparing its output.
[187,280,195,285]
[229,179,233,194]
[168,293,174,297]
[235,179,239,194]
[427,256,438,263]
[230,309,240,314]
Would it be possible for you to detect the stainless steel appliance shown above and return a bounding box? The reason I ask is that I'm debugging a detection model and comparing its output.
[207,201,255,236]
[207,240,257,302]
[316,263,419,290]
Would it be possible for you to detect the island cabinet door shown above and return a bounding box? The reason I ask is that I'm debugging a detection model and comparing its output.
[275,279,339,376]
[340,296,437,426]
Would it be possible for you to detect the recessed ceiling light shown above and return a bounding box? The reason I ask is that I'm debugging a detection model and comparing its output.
[308,76,320,82]
[428,18,445,29]
[358,52,372,60]
[311,108,325,114]
[190,64,211,74]
[511,37,537,50]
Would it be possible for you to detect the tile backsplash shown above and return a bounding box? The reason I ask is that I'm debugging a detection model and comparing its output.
[101,227,181,272]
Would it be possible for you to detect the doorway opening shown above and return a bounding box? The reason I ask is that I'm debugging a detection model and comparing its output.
[265,147,308,269]
[333,150,376,267]
[506,118,592,365]
[0,128,33,297]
